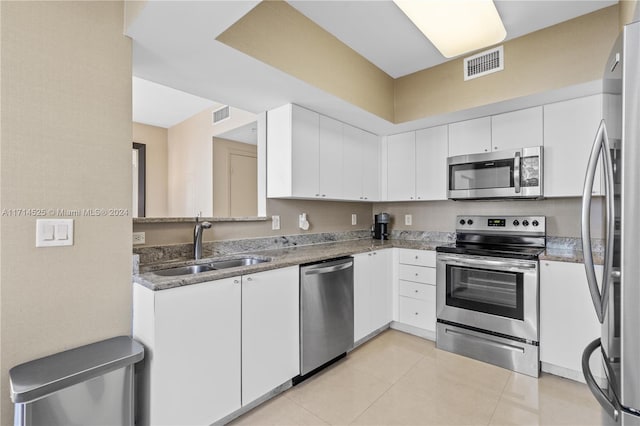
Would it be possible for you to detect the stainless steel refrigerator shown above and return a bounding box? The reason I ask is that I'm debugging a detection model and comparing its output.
[581,19,640,425]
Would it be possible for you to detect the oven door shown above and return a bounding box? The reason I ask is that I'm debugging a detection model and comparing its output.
[436,253,539,342]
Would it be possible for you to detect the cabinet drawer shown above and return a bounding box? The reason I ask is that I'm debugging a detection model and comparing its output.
[398,264,436,284]
[398,293,435,331]
[398,280,433,301]
[399,249,436,267]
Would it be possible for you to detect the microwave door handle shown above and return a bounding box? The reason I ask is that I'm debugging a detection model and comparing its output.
[581,119,613,323]
[514,152,521,193]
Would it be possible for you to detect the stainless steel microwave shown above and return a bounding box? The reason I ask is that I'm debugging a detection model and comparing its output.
[447,146,543,200]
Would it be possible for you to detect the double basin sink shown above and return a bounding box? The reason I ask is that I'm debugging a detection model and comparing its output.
[153,257,270,277]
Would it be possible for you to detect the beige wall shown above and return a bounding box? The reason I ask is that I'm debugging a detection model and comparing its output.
[395,6,619,123]
[167,106,256,217]
[0,2,132,424]
[217,0,395,122]
[212,137,257,217]
[620,0,639,28]
[133,122,168,217]
[374,198,604,239]
[134,198,373,246]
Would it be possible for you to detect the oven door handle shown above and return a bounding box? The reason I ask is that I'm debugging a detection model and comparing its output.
[437,255,537,271]
[514,151,521,193]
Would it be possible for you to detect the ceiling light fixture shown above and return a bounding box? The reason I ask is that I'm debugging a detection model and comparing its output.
[393,0,506,58]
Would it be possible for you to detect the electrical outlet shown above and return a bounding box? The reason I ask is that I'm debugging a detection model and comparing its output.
[272,215,281,230]
[405,214,412,226]
[132,232,146,245]
[351,214,357,225]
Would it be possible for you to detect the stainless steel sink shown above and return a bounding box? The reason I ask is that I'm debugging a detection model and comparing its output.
[153,264,216,277]
[152,257,271,277]
[209,257,270,269]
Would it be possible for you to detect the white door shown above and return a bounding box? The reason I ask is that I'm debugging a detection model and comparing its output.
[387,132,416,201]
[153,278,241,425]
[242,266,299,404]
[448,116,491,157]
[319,115,343,199]
[370,250,393,330]
[354,252,373,342]
[343,125,364,200]
[361,131,380,201]
[491,106,543,152]
[291,105,320,197]
[415,125,448,201]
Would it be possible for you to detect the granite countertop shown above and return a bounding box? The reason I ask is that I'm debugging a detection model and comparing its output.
[540,248,603,264]
[134,238,447,291]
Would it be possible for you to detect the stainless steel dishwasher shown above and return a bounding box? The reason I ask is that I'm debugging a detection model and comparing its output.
[298,257,354,380]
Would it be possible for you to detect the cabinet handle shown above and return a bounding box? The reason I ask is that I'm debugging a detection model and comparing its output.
[246,277,253,281]
[415,255,419,260]
[494,146,498,150]
[415,273,419,276]
[364,197,368,200]
[234,279,240,284]
[373,252,377,256]
[322,194,326,197]
[484,149,489,152]
[414,290,418,293]
[414,312,419,315]
[315,194,320,197]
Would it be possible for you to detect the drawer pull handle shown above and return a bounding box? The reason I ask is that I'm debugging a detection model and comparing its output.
[414,290,418,293]
[415,256,419,259]
[414,312,419,315]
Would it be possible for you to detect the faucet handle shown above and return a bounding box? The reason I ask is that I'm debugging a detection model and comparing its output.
[202,221,212,229]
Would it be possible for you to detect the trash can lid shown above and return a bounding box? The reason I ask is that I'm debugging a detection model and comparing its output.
[9,336,144,404]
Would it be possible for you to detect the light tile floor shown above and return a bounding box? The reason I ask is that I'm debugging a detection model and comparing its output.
[230,329,601,425]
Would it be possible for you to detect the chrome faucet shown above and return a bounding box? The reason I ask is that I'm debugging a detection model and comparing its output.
[193,218,212,260]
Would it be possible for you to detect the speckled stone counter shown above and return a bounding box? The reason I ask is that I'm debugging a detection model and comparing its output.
[540,236,604,264]
[134,238,450,291]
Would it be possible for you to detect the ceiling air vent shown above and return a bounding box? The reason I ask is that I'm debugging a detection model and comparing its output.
[464,46,504,81]
[213,105,230,124]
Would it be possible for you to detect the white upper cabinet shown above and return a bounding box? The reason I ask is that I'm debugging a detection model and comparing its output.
[386,132,416,201]
[448,117,491,157]
[543,95,603,197]
[491,106,543,151]
[416,125,448,201]
[343,125,380,201]
[267,104,379,201]
[319,115,343,199]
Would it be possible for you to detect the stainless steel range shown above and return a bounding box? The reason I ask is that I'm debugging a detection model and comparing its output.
[435,215,546,377]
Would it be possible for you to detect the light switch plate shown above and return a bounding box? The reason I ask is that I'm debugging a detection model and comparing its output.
[351,214,357,225]
[272,215,281,230]
[405,214,412,226]
[36,219,74,247]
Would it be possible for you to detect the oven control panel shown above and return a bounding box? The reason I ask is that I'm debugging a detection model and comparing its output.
[456,215,545,234]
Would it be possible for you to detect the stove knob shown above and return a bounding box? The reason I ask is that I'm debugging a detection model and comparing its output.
[467,219,474,225]
[532,220,539,227]
[522,220,530,226]
[513,220,520,226]
[459,219,466,225]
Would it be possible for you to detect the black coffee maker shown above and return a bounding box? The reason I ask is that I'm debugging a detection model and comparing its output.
[372,213,390,240]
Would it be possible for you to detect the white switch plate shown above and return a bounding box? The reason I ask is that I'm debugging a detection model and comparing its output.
[351,214,357,225]
[132,232,146,245]
[272,215,281,230]
[405,214,412,226]
[36,219,74,247]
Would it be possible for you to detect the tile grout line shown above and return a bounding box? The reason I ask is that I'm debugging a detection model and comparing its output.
[348,352,428,425]
[486,371,514,425]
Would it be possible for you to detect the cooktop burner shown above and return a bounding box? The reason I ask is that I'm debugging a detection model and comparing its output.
[436,215,546,260]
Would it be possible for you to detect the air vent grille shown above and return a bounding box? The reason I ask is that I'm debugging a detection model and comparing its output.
[464,46,504,81]
[213,106,230,124]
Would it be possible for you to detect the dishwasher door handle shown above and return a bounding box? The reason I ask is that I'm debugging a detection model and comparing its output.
[303,262,353,275]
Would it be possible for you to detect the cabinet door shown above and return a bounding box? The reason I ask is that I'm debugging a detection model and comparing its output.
[343,125,364,200]
[387,132,416,201]
[319,115,343,199]
[543,95,603,197]
[370,250,393,330]
[448,117,491,157]
[291,105,320,198]
[242,266,299,404]
[491,106,542,151]
[540,261,603,379]
[361,131,380,201]
[153,278,241,425]
[354,252,373,342]
[415,125,448,200]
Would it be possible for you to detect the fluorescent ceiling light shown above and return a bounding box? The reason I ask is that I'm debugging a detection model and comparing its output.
[394,0,506,58]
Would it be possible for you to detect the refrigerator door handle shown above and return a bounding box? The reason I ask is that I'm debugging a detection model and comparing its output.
[581,119,614,323]
[582,338,620,422]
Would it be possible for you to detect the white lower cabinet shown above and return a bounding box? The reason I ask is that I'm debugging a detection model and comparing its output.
[133,278,242,426]
[133,266,299,426]
[242,266,300,404]
[540,260,603,381]
[396,249,437,335]
[354,249,393,342]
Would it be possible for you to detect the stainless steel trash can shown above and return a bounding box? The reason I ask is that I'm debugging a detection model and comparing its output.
[9,336,144,426]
